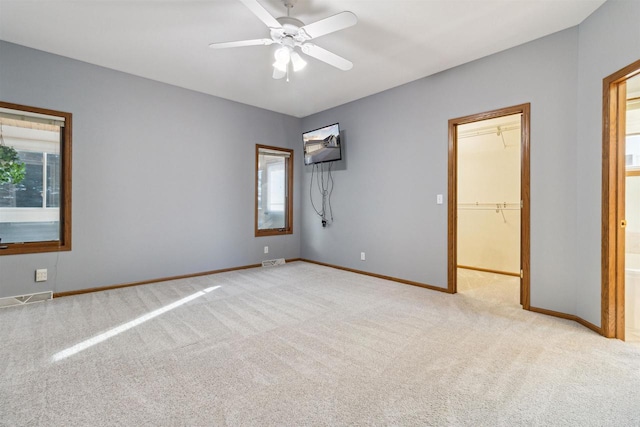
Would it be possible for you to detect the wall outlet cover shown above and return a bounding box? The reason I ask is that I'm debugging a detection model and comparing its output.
[35,269,47,282]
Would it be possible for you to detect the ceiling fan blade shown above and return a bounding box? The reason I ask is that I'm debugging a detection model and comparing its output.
[301,44,353,71]
[238,0,282,29]
[299,11,357,40]
[209,38,273,49]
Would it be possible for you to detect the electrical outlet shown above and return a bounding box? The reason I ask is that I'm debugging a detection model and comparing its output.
[360,252,366,261]
[35,269,47,282]
[264,246,269,254]
[437,194,443,204]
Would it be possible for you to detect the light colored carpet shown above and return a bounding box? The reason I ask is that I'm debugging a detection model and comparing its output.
[1,261,639,426]
[457,268,521,306]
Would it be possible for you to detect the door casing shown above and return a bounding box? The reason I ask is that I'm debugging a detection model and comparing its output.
[448,103,531,309]
[602,59,640,339]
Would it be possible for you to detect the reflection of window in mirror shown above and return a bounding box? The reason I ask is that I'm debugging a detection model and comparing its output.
[0,101,72,255]
[255,145,293,236]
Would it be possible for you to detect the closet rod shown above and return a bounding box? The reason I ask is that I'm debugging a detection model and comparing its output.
[457,202,520,208]
[457,122,520,139]
[457,207,520,211]
[457,202,520,223]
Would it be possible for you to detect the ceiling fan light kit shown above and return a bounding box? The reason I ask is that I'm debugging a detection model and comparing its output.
[290,52,307,72]
[209,0,357,81]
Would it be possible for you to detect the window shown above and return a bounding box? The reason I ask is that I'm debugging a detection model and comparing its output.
[0,101,72,255]
[626,135,640,174]
[255,144,293,236]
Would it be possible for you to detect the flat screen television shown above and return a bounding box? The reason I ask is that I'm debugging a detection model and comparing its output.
[303,123,341,165]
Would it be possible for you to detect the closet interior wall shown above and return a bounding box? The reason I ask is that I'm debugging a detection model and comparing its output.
[457,116,521,275]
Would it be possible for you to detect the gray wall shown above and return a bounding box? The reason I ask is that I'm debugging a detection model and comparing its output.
[575,0,640,326]
[0,41,301,297]
[301,28,580,316]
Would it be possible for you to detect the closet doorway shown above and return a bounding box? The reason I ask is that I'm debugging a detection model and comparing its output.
[448,104,530,308]
[602,59,640,341]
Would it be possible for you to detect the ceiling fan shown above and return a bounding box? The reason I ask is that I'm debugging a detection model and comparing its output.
[209,0,357,81]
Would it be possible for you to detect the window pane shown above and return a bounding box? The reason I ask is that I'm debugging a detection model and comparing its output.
[0,119,62,244]
[46,153,60,208]
[0,180,13,208]
[258,153,286,230]
[16,152,44,208]
[627,135,640,168]
[0,222,59,243]
[267,163,285,212]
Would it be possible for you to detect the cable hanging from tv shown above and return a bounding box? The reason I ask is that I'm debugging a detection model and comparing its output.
[303,122,342,228]
[310,162,334,227]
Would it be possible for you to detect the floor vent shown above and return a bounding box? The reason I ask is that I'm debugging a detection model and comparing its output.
[0,291,53,309]
[262,258,286,267]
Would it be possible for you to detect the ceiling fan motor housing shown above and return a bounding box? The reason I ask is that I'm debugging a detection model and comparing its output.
[271,17,311,46]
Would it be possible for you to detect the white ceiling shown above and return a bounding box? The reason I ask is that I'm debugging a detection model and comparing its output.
[0,0,605,118]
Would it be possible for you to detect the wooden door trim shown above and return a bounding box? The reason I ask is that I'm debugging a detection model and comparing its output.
[602,58,640,338]
[448,103,531,310]
[615,82,627,340]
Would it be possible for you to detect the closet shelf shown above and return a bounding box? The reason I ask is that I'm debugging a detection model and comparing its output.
[457,202,521,222]
[457,202,520,210]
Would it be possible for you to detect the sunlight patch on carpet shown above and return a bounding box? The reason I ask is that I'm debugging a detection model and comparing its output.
[51,286,221,362]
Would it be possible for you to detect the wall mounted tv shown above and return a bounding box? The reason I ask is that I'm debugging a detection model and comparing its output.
[303,123,341,165]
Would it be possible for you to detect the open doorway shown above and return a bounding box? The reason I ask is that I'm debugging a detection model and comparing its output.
[602,59,640,341]
[448,104,530,309]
